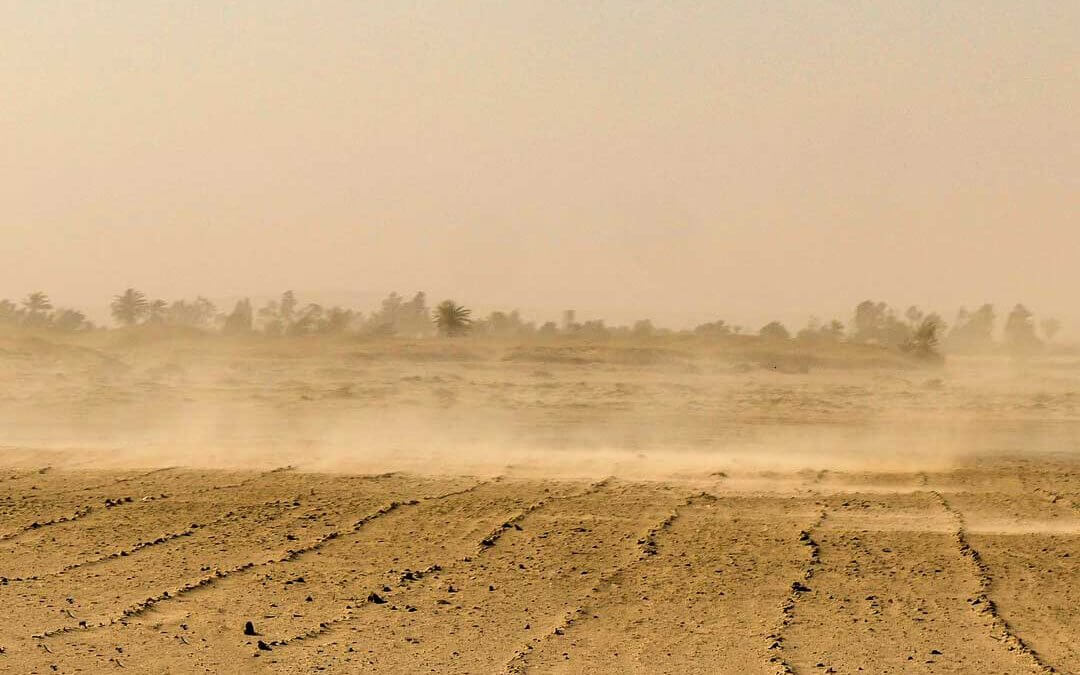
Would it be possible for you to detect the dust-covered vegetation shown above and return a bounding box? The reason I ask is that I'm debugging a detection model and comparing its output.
[0,289,1069,368]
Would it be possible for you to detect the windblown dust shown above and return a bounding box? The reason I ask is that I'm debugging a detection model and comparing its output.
[1,335,1078,672]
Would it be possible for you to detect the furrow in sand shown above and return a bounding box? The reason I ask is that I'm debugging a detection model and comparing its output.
[225,479,679,673]
[186,465,296,495]
[476,476,613,554]
[0,471,244,550]
[7,528,194,582]
[0,492,375,642]
[502,490,706,675]
[767,505,827,675]
[4,496,312,583]
[950,485,1080,670]
[782,490,1044,673]
[931,490,1055,673]
[0,496,301,584]
[635,490,707,558]
[49,467,179,497]
[34,480,492,640]
[0,466,351,572]
[265,477,615,650]
[0,468,188,538]
[0,502,112,543]
[497,492,816,675]
[14,465,287,514]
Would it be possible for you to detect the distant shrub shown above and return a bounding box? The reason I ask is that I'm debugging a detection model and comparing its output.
[901,317,944,364]
[1004,304,1042,355]
[759,321,791,341]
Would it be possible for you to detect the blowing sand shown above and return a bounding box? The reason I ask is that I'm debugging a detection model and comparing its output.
[1,335,1079,673]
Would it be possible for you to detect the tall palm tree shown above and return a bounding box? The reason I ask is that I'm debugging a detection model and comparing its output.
[111,288,150,326]
[432,300,472,337]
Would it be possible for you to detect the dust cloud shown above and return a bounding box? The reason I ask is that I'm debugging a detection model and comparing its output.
[3,331,1075,480]
[3,3,1079,670]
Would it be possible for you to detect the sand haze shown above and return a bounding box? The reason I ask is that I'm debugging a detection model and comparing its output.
[2,3,1079,673]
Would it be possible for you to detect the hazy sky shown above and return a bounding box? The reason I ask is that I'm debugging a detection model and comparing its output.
[3,1,1077,328]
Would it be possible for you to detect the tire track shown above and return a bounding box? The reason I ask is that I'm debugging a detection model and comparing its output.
[930,490,1055,674]
[502,489,708,675]
[767,504,828,675]
[33,479,493,640]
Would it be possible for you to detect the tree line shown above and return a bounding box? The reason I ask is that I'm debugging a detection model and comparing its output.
[0,289,474,338]
[0,290,1064,354]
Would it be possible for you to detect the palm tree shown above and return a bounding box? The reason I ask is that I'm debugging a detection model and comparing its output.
[22,291,52,326]
[111,288,150,326]
[432,300,472,337]
[148,299,168,324]
[22,291,52,315]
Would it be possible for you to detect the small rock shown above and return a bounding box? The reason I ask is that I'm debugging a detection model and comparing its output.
[243,621,258,636]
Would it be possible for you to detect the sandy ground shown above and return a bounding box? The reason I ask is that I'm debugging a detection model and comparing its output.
[1,336,1079,673]
[0,461,1076,674]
